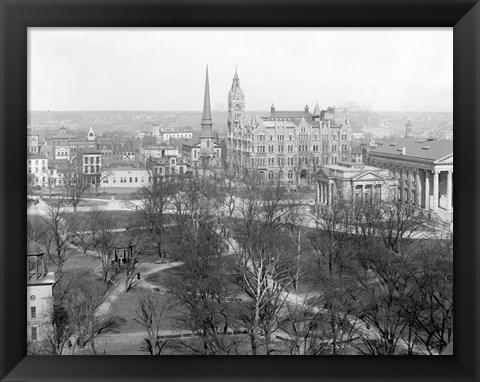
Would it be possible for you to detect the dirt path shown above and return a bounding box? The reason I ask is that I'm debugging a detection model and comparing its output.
[95,261,183,317]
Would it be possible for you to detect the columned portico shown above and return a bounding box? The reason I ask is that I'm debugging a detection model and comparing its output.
[368,137,452,221]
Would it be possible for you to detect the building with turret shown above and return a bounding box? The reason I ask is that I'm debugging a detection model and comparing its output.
[225,68,352,187]
[27,241,55,345]
[405,118,414,138]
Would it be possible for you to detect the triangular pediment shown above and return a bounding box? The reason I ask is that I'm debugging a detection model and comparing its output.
[435,154,453,165]
[352,171,387,182]
[316,168,331,179]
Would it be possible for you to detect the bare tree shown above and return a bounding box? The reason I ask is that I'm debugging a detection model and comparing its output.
[84,209,123,286]
[123,227,149,292]
[134,294,169,355]
[139,173,178,261]
[37,197,75,279]
[231,174,300,355]
[169,221,240,355]
[406,239,453,354]
[63,157,89,212]
[54,268,118,355]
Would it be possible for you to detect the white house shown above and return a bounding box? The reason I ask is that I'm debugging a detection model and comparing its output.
[101,166,151,192]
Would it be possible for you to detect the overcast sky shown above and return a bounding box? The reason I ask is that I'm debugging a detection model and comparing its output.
[28,28,453,112]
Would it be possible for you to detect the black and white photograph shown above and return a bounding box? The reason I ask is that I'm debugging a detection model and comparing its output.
[26,28,453,356]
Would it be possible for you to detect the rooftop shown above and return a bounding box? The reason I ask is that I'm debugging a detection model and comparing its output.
[27,154,48,160]
[370,137,452,161]
[263,110,313,120]
[27,241,44,256]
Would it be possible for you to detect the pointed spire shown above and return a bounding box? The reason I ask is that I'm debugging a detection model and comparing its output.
[201,65,213,134]
[229,66,243,98]
[345,113,351,125]
[271,103,275,113]
[313,100,321,117]
[305,104,309,113]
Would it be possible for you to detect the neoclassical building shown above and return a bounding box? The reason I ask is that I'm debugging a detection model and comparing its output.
[226,69,352,187]
[368,130,453,216]
[316,162,397,206]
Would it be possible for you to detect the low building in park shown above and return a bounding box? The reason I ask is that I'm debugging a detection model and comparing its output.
[316,161,397,207]
[27,241,55,346]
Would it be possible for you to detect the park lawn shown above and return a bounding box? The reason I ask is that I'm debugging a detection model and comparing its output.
[63,249,101,272]
[41,197,109,208]
[108,285,188,334]
[92,192,142,201]
[63,210,145,230]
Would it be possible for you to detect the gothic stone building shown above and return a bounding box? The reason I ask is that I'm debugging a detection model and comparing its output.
[226,69,352,187]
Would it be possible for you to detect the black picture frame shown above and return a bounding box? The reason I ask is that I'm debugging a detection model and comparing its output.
[1,1,478,381]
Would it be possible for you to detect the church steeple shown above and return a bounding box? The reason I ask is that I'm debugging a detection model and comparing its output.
[201,65,213,135]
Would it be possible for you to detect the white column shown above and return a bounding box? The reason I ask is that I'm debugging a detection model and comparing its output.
[399,167,404,201]
[415,170,422,207]
[432,170,439,211]
[424,170,430,210]
[326,182,329,205]
[316,181,320,204]
[446,171,452,210]
[407,169,413,203]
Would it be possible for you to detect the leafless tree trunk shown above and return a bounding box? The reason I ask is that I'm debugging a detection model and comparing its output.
[134,295,169,355]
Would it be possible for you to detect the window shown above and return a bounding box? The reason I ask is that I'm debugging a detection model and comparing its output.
[31,327,37,341]
[288,171,293,179]
[129,177,133,183]
[113,177,116,183]
[135,177,138,183]
[30,295,36,301]
[31,307,36,319]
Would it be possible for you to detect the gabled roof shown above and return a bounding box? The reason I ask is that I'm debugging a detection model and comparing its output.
[370,138,453,162]
[351,171,388,182]
[263,110,313,120]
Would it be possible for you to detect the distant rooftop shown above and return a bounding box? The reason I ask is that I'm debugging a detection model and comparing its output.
[370,137,452,161]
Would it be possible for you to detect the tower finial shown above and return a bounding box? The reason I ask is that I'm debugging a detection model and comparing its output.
[313,99,321,117]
